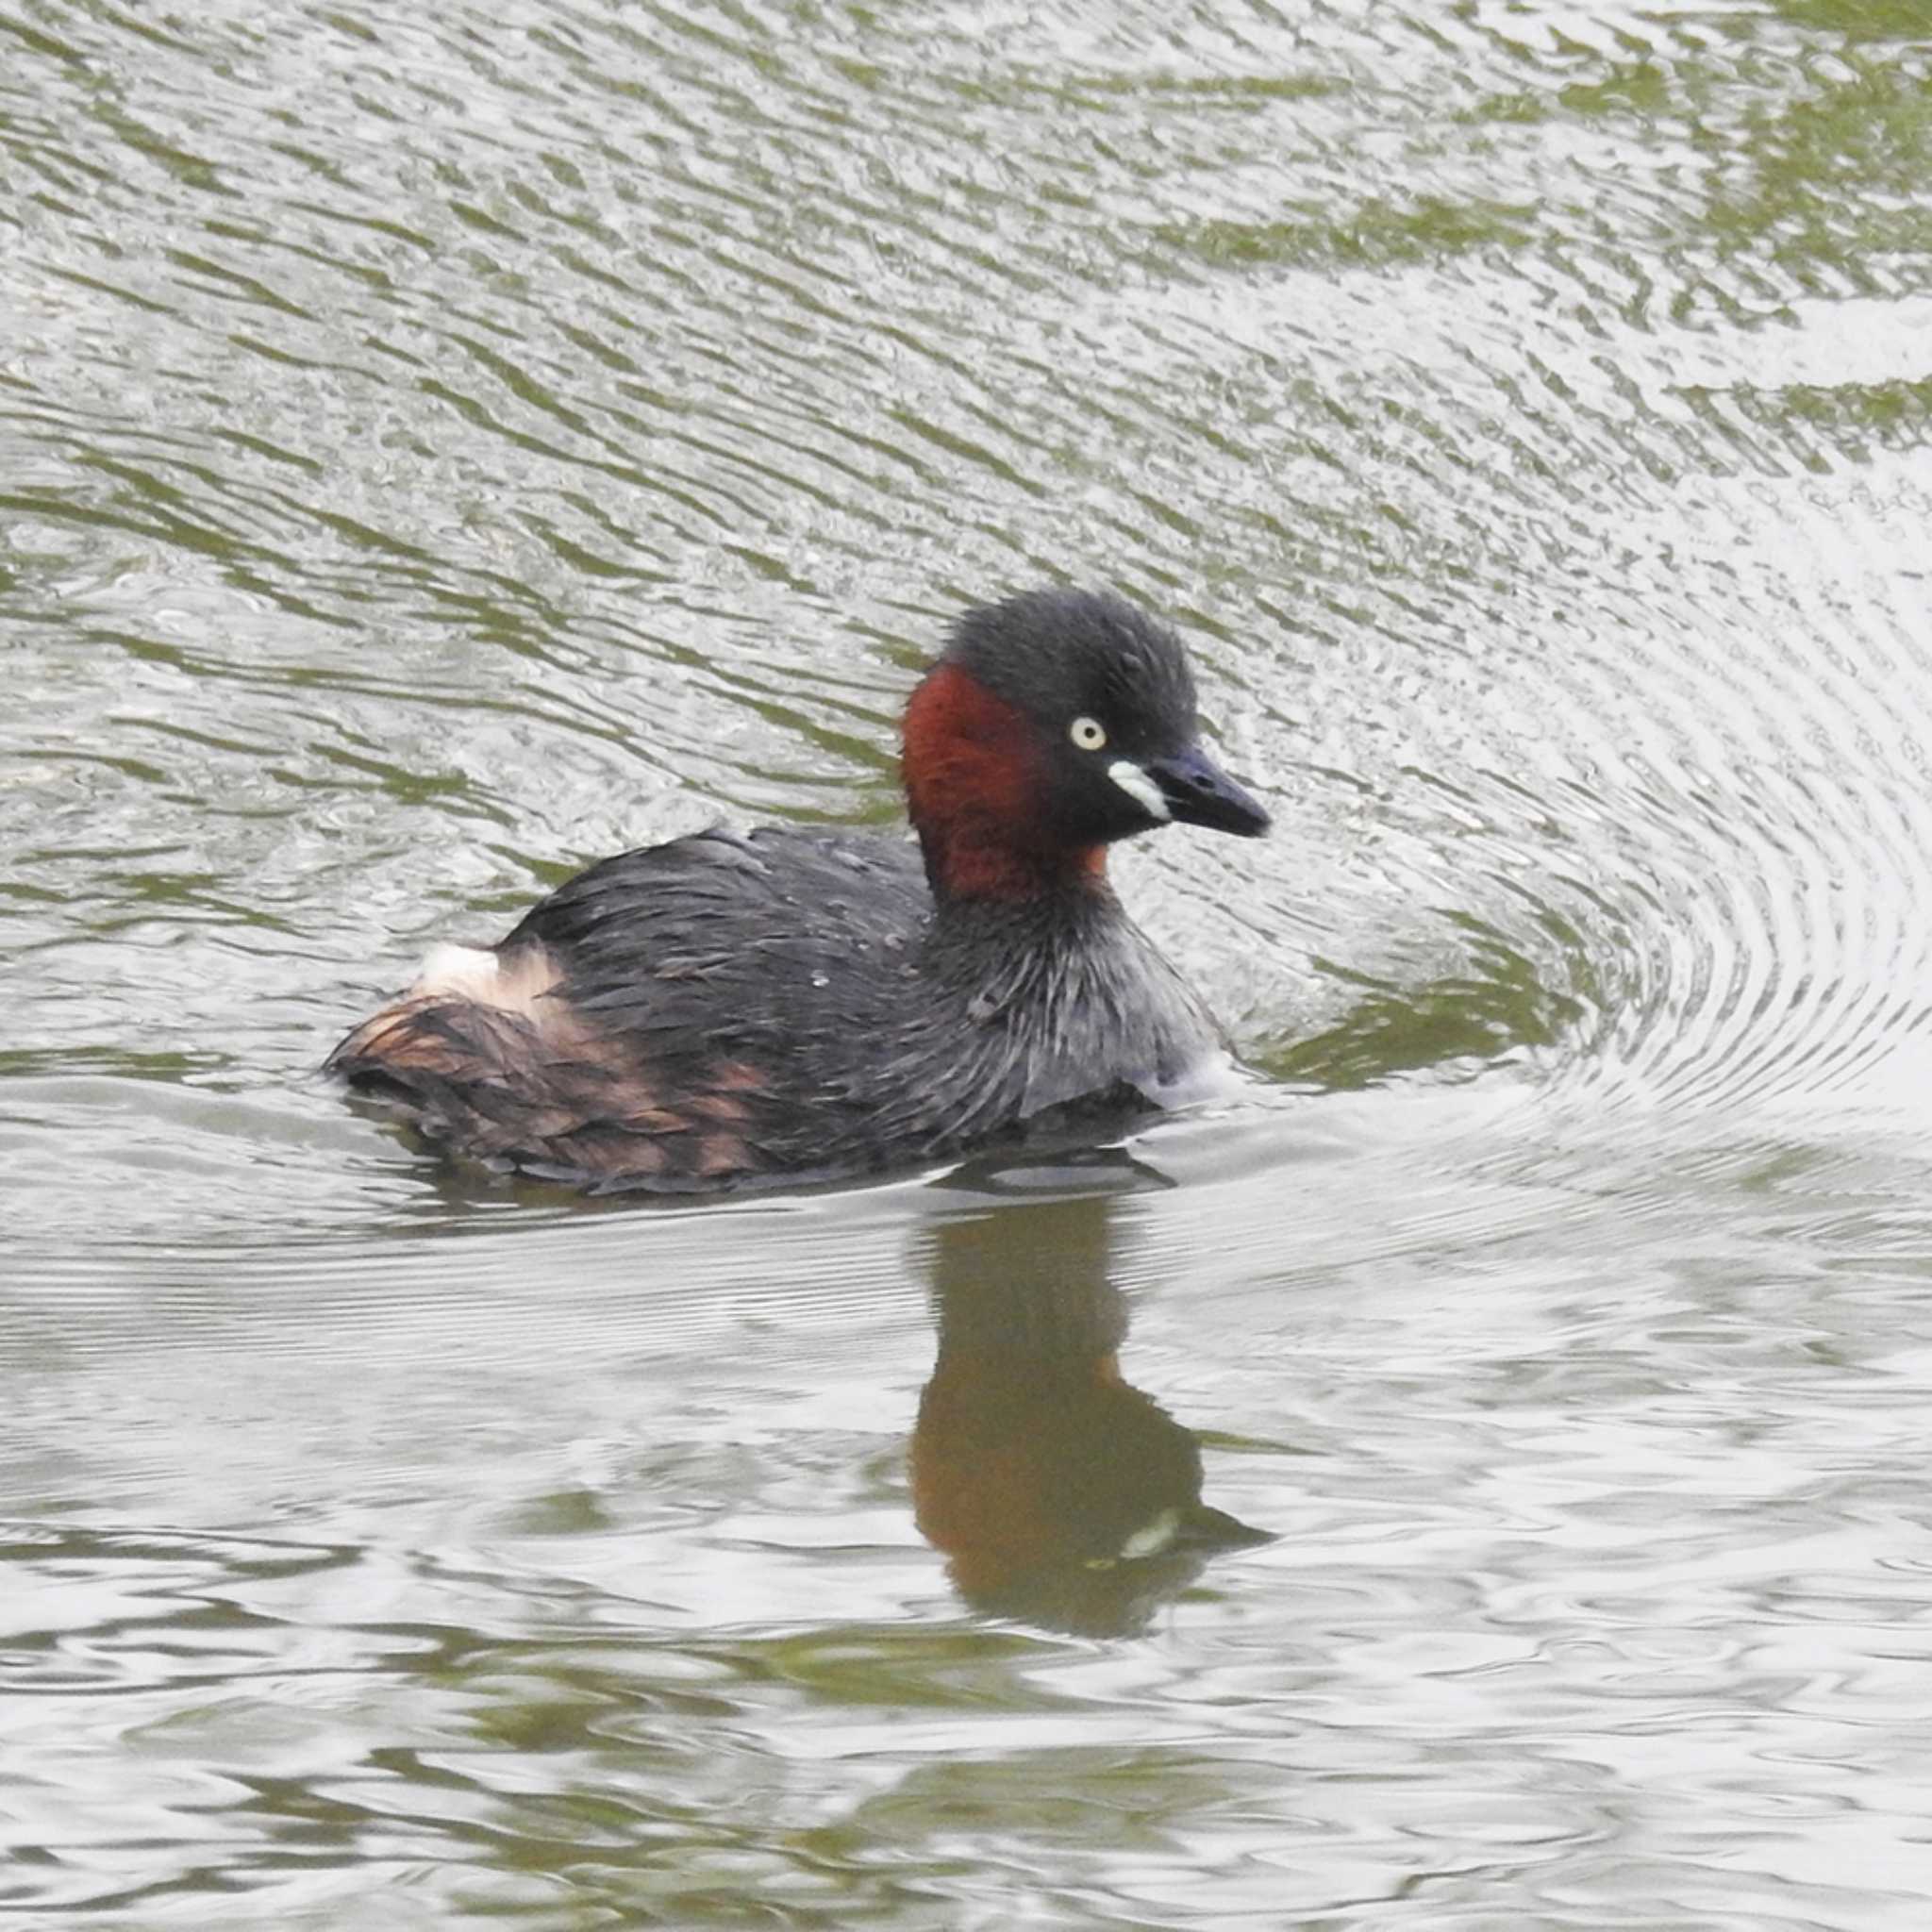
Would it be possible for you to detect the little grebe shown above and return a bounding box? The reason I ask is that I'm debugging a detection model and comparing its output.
[325,588,1269,1190]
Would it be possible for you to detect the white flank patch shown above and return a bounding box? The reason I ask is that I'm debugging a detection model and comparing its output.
[1108,758,1170,821]
[412,944,502,1000]
[408,943,560,1020]
[410,941,562,1018]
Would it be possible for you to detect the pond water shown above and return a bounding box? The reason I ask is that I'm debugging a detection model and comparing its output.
[6,1,1932,1924]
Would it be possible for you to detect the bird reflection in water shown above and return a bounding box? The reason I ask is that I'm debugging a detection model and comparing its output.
[911,1150,1268,1637]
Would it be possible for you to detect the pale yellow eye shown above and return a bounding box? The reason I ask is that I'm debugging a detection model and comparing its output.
[1069,715,1108,751]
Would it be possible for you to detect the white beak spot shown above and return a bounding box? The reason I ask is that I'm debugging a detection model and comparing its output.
[1108,758,1170,822]
[1119,1507,1182,1560]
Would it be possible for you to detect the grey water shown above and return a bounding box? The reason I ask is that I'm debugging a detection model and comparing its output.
[6,2,1932,1924]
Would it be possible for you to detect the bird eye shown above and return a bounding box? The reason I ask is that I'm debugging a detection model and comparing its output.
[1069,715,1108,751]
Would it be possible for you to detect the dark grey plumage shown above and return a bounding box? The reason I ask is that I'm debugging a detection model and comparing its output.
[324,588,1266,1192]
[327,825,1223,1189]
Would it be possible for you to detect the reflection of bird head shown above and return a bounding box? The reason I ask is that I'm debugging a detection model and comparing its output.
[909,1170,1267,1637]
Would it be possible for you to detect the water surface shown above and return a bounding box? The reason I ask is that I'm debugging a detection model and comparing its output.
[6,1,1932,1924]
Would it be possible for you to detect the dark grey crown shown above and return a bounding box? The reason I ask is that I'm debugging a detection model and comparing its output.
[943,588,1199,758]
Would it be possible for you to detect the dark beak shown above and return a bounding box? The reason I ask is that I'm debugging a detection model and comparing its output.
[1176,1504,1274,1553]
[1144,744,1271,838]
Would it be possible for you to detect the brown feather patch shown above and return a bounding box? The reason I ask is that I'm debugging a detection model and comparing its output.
[327,959,777,1188]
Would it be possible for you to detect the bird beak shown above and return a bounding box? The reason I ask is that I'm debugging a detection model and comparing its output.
[1141,744,1271,837]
